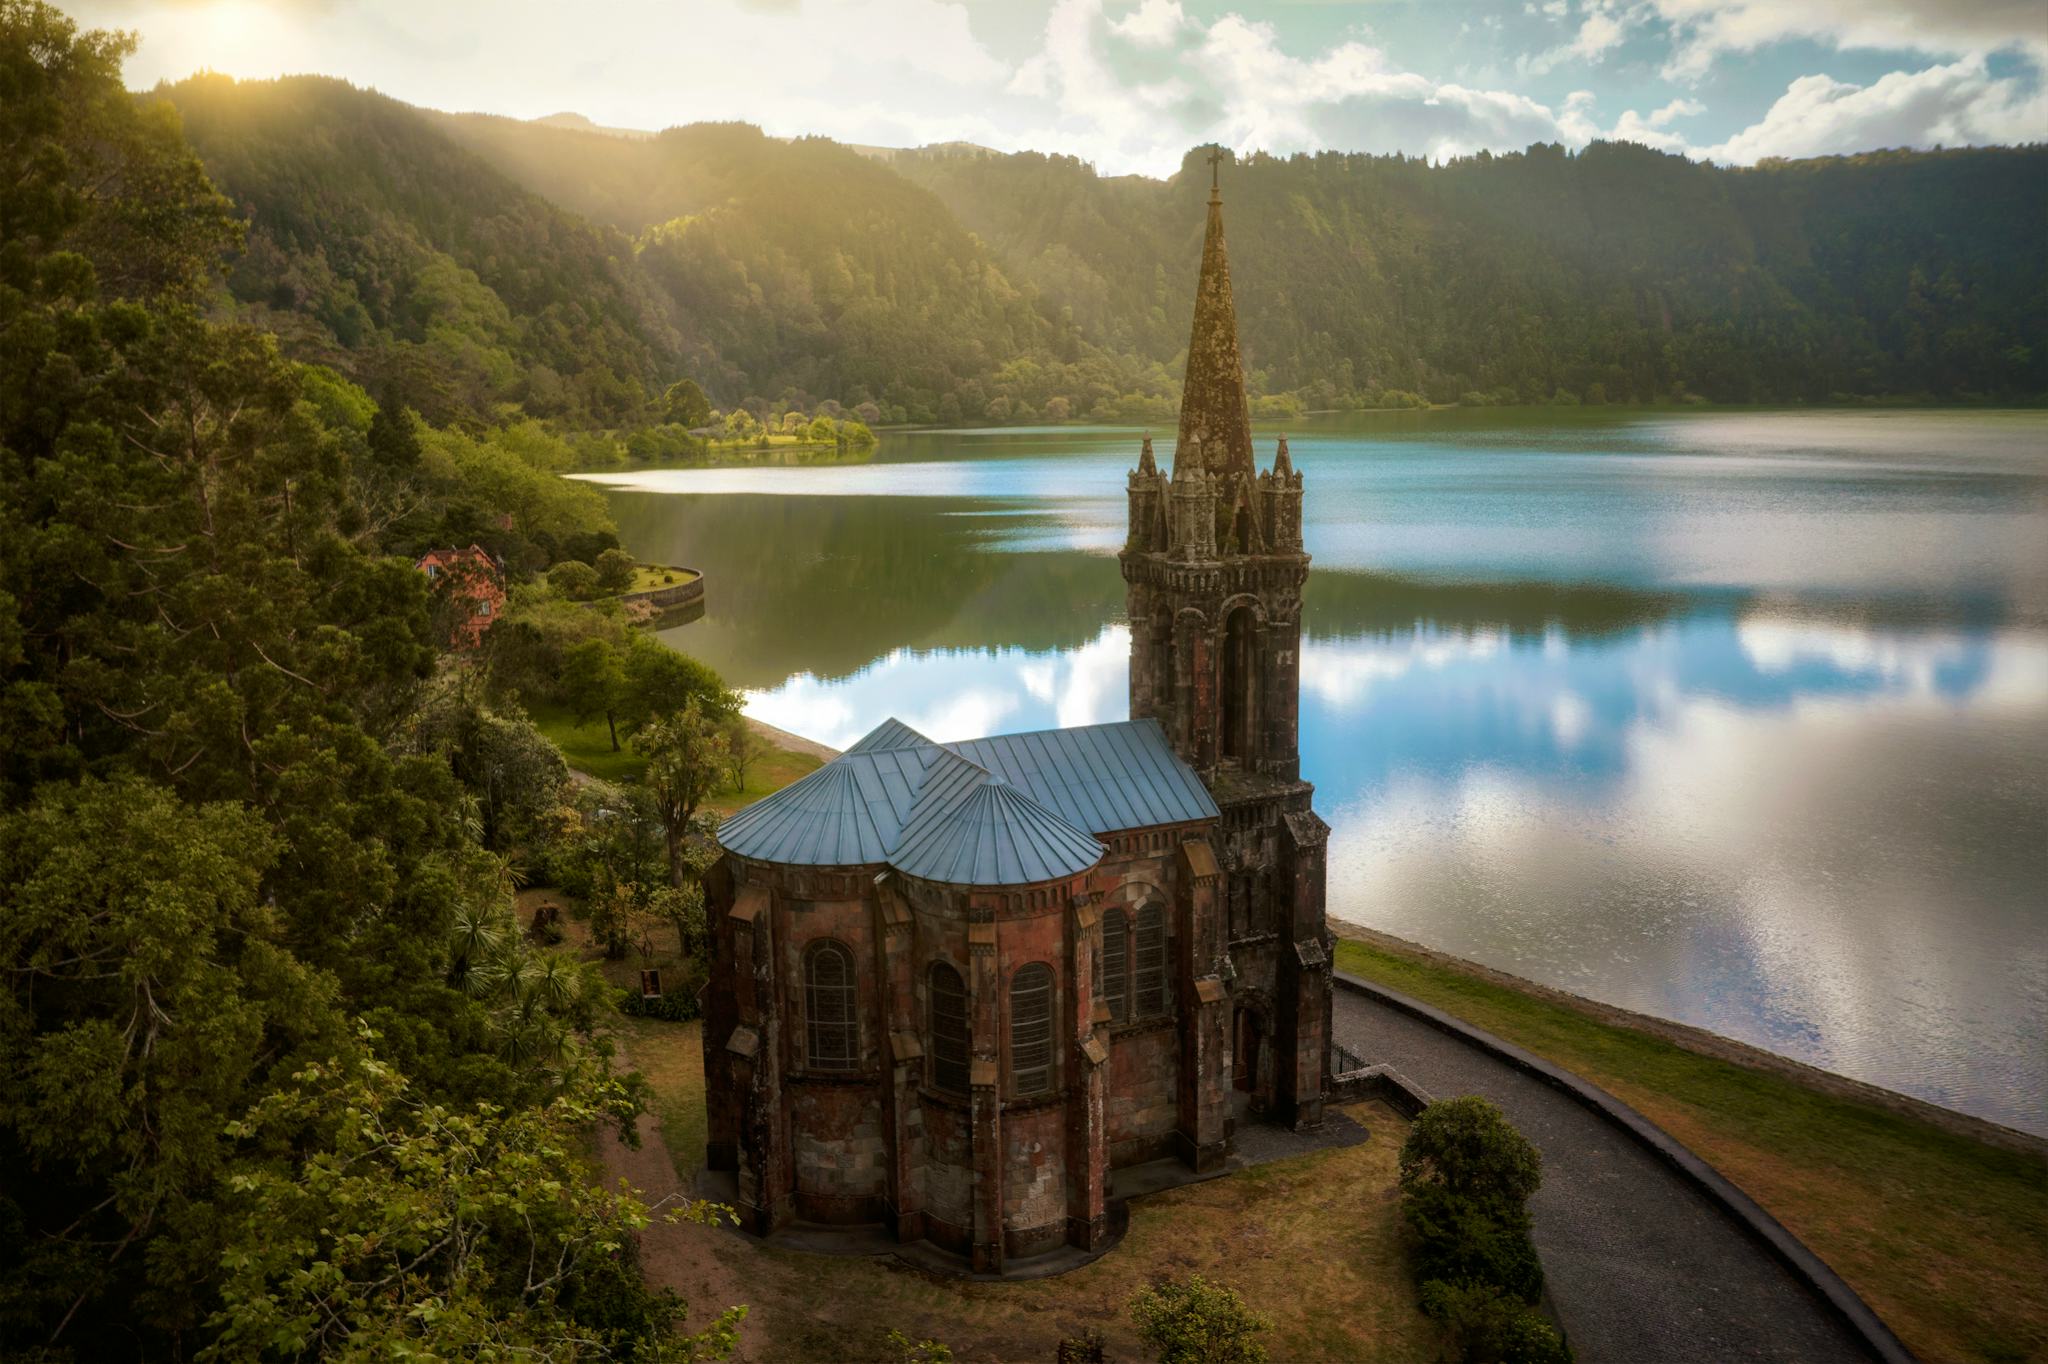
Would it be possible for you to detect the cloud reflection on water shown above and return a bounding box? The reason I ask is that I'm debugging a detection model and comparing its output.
[739,611,2048,1133]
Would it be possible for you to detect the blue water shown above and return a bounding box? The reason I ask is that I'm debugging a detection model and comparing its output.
[581,408,2048,1134]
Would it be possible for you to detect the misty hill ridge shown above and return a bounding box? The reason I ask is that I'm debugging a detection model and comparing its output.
[160,74,2048,426]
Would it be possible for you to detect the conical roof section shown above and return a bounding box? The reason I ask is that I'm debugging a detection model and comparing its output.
[845,717,932,753]
[1174,155,1255,482]
[891,777,1105,887]
[717,756,893,866]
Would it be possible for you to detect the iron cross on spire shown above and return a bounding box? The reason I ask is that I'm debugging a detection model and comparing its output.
[1207,146,1225,196]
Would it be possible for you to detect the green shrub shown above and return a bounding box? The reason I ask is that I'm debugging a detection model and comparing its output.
[1400,1096,1543,1219]
[1129,1274,1270,1364]
[594,547,637,594]
[883,1327,952,1363]
[1420,1280,1572,1364]
[1404,1183,1545,1304]
[549,559,599,600]
[618,986,698,1023]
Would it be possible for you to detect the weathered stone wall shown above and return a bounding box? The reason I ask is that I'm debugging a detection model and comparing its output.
[1106,1022,1180,1165]
[1002,1101,1069,1257]
[791,1082,887,1221]
[920,1098,975,1251]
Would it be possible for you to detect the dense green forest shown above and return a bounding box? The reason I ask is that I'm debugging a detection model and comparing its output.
[150,75,2045,433]
[0,6,742,1356]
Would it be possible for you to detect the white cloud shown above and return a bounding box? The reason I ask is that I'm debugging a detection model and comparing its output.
[1520,7,1635,77]
[1007,0,1592,172]
[1701,58,2048,162]
[75,0,2048,179]
[1651,0,2048,81]
[1647,96,1706,126]
[1109,0,1189,49]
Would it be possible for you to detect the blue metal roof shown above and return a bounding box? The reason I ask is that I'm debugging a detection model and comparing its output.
[890,778,1106,886]
[717,715,1214,884]
[948,719,1220,833]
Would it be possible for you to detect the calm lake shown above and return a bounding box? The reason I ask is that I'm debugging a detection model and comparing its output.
[575,408,2048,1136]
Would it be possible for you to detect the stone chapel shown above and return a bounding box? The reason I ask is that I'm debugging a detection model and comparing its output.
[700,161,1333,1273]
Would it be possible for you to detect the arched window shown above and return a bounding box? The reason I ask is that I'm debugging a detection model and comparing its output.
[1134,902,1167,1017]
[804,940,858,1072]
[1100,911,1129,1023]
[1221,606,1253,762]
[1010,963,1055,1096]
[928,962,970,1093]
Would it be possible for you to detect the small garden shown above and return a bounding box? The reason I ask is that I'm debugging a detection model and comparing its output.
[546,547,699,602]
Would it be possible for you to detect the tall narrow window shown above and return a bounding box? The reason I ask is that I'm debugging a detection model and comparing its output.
[1010,963,1054,1096]
[1101,911,1129,1023]
[1221,606,1252,762]
[1135,902,1167,1017]
[929,962,970,1093]
[804,940,858,1072]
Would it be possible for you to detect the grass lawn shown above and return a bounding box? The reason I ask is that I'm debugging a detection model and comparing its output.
[528,702,820,806]
[619,565,699,594]
[1333,936,2048,1364]
[703,741,821,819]
[613,1011,1439,1363]
[528,701,646,783]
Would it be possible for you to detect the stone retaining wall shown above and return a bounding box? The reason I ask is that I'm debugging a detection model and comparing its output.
[619,570,704,614]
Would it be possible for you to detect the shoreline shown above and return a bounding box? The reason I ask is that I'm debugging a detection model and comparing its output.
[1333,918,2045,1157]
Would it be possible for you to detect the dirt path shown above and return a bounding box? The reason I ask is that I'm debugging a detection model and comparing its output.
[595,1042,758,1353]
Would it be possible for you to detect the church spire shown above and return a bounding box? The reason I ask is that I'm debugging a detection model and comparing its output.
[1174,148,1254,482]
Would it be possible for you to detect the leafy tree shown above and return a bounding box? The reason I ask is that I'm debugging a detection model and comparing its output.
[1129,1275,1271,1364]
[550,558,601,600]
[663,377,713,427]
[207,1034,746,1361]
[596,546,638,594]
[635,700,731,887]
[587,874,644,962]
[562,637,629,749]
[365,400,422,472]
[617,635,738,737]
[0,776,340,1351]
[723,712,768,792]
[1400,1096,1543,1220]
[403,677,569,849]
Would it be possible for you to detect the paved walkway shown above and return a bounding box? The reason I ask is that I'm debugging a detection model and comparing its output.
[1332,988,1880,1364]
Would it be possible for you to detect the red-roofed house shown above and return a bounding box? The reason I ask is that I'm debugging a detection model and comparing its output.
[416,544,505,650]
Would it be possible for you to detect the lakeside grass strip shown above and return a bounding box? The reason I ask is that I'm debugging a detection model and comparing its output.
[1332,936,2048,1364]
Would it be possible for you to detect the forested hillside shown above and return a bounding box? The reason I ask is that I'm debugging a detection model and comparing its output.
[154,76,2044,433]
[163,74,683,428]
[898,141,2048,406]
[2,10,737,1353]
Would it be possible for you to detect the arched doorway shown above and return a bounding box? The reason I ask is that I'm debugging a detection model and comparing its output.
[1233,1005,1261,1094]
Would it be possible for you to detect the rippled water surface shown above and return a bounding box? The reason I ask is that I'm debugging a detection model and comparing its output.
[575,408,2048,1134]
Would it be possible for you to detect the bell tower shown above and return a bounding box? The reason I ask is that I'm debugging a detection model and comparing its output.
[1122,151,1307,784]
[1121,151,1329,1130]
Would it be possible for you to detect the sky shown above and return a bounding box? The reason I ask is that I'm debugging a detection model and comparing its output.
[66,0,2048,176]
